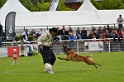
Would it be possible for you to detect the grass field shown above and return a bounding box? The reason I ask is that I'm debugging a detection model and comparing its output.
[0,52,124,82]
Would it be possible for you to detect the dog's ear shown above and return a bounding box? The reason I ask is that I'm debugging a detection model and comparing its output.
[63,45,66,48]
[67,48,71,50]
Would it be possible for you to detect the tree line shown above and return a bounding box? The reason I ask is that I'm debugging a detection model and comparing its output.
[0,0,124,11]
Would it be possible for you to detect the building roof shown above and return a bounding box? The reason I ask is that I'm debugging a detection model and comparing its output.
[64,0,102,3]
[64,0,82,3]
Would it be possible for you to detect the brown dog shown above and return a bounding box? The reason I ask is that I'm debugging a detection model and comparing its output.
[58,46,101,69]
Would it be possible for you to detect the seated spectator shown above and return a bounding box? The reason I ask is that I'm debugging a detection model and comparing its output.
[68,31,76,40]
[68,31,76,46]
[68,27,73,32]
[93,30,99,39]
[99,33,106,39]
[61,26,68,35]
[30,29,36,36]
[53,36,60,42]
[97,26,103,35]
[102,26,107,33]
[105,30,112,38]
[61,26,66,31]
[39,28,43,35]
[111,30,119,42]
[92,27,97,32]
[106,25,111,33]
[88,31,96,39]
[33,33,38,41]
[81,27,87,39]
[76,27,82,39]
[61,34,68,40]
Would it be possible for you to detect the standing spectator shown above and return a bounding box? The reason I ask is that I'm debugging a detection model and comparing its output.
[106,25,111,33]
[56,27,62,41]
[117,15,124,30]
[2,32,5,42]
[0,22,3,47]
[81,27,87,39]
[22,29,29,42]
[37,28,58,74]
[22,29,32,55]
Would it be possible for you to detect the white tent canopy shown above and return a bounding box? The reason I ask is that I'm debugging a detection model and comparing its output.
[0,0,30,27]
[0,0,124,29]
[98,10,124,24]
[77,0,97,11]
[0,0,30,13]
[15,11,103,27]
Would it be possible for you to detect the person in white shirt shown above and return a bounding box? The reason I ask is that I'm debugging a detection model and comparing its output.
[117,15,124,30]
[22,29,29,42]
[37,27,58,74]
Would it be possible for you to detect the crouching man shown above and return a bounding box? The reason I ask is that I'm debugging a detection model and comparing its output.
[37,28,58,74]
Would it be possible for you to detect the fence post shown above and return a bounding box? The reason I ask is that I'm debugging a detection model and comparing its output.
[76,40,79,53]
[108,39,110,52]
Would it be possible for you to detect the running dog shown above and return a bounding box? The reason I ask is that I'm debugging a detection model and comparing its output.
[58,46,101,69]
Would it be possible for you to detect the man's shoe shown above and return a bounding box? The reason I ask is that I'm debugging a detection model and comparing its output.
[47,69,54,74]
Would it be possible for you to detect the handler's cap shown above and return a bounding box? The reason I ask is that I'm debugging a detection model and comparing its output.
[50,27,58,33]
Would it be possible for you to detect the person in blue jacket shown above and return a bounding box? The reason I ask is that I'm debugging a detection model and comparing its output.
[68,31,76,46]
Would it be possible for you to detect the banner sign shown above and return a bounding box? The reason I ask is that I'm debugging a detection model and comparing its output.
[5,12,16,41]
[84,41,103,51]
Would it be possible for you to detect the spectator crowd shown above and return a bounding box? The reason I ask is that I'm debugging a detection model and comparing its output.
[17,25,124,43]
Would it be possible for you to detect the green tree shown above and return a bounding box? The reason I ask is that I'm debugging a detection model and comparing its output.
[113,0,124,9]
[36,1,50,11]
[0,0,6,8]
[33,0,72,11]
[19,0,36,11]
[101,0,115,9]
[101,0,124,9]
[91,0,104,10]
[57,0,73,11]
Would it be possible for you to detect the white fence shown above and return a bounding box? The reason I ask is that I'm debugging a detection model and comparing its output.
[52,38,124,54]
[1,38,124,57]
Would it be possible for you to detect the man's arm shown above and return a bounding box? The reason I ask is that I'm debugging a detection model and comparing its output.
[37,32,48,46]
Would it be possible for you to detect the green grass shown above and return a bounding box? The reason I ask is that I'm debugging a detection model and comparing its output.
[0,52,124,82]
